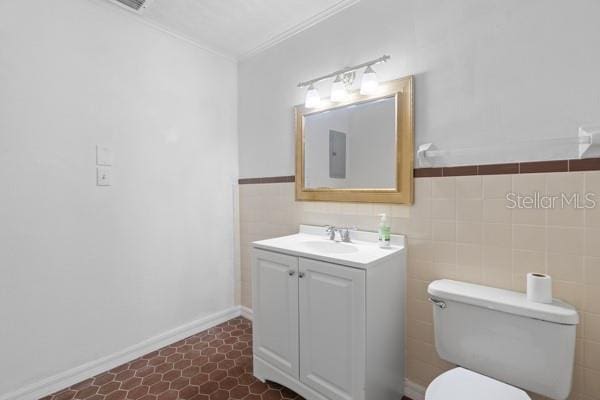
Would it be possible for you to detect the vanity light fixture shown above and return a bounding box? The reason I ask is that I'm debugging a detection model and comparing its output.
[330,75,349,102]
[360,65,379,95]
[298,54,390,108]
[305,84,321,108]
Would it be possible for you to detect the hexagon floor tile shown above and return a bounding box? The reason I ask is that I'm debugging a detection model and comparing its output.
[42,317,303,400]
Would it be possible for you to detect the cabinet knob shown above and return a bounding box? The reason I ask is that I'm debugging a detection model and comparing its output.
[298,272,305,278]
[288,270,295,276]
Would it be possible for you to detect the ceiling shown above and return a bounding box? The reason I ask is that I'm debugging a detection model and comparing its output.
[131,0,359,59]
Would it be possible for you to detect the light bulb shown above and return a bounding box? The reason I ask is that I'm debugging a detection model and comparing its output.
[305,84,321,108]
[360,65,379,95]
[330,75,348,102]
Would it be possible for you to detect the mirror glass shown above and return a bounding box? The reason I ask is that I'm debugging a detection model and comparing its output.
[303,96,396,189]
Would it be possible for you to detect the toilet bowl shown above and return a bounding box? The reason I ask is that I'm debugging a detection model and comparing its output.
[425,367,530,400]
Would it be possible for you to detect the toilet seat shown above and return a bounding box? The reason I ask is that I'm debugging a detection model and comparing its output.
[425,367,531,400]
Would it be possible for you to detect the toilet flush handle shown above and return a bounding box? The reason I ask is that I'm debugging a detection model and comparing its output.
[429,298,447,309]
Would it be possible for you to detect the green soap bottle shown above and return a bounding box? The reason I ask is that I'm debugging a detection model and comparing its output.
[378,213,391,248]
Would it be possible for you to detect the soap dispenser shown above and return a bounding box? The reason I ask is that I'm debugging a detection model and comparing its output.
[378,213,391,248]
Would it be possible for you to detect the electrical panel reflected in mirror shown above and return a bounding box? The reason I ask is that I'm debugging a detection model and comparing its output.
[329,130,347,180]
[295,76,414,204]
[304,97,396,189]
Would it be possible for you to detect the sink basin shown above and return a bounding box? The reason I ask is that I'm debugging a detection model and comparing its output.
[301,240,359,254]
[252,225,405,269]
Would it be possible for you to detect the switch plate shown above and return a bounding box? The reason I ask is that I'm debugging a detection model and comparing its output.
[96,167,111,186]
[96,145,114,166]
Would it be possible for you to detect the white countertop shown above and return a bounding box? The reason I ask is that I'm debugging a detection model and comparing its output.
[252,225,405,269]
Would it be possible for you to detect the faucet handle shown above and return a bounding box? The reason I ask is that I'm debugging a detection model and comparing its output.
[340,226,357,242]
[325,225,337,240]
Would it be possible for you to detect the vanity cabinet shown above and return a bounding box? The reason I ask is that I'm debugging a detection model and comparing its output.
[251,226,406,400]
[298,258,366,400]
[252,250,299,379]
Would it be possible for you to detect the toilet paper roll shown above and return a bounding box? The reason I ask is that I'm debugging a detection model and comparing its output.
[526,273,553,304]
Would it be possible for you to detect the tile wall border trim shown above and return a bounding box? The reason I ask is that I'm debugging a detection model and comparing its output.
[413,157,600,178]
[237,157,600,184]
[238,176,295,184]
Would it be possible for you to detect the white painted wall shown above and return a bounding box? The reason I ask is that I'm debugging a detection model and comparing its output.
[239,0,600,176]
[0,0,237,396]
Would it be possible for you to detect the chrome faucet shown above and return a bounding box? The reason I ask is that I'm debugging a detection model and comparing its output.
[325,226,356,243]
[325,225,339,241]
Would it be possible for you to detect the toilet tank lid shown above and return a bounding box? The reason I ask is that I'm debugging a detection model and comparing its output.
[428,280,579,325]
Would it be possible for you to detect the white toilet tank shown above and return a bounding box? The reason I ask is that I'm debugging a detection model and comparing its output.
[428,280,579,400]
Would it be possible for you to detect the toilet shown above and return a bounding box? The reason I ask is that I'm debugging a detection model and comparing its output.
[426,279,579,400]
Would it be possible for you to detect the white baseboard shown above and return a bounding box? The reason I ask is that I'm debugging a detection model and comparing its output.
[404,378,426,400]
[240,306,253,320]
[1,306,242,400]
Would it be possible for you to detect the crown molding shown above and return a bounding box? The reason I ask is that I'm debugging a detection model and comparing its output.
[238,0,361,61]
[95,0,360,63]
[139,16,237,62]
[91,0,236,62]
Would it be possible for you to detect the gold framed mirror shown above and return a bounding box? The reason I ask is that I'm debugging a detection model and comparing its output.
[295,75,414,204]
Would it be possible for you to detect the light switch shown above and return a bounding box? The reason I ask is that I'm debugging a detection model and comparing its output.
[96,145,114,166]
[96,167,111,186]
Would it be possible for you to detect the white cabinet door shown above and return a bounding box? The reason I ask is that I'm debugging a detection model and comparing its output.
[252,249,299,379]
[299,258,366,400]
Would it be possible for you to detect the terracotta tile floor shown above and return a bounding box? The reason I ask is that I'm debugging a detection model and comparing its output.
[43,317,303,400]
